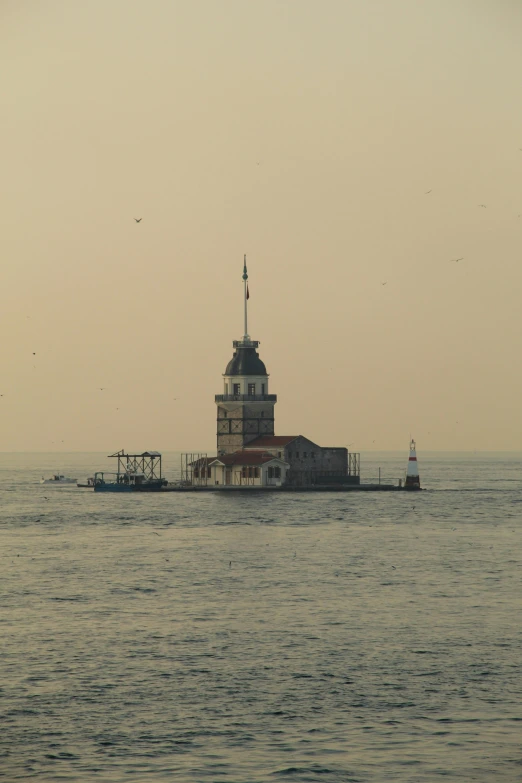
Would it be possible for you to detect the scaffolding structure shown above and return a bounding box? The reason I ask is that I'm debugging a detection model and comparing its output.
[108,450,163,480]
[348,452,360,476]
[180,453,210,486]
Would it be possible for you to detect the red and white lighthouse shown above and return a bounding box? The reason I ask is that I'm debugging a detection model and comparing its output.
[405,439,421,489]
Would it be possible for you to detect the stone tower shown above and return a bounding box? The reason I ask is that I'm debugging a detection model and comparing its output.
[215,257,277,456]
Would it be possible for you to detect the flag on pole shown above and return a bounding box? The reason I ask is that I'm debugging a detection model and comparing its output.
[246,283,250,300]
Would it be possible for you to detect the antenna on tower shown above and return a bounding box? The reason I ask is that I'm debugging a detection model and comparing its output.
[242,254,250,340]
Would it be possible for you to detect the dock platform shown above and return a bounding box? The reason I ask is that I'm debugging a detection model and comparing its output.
[161,483,412,492]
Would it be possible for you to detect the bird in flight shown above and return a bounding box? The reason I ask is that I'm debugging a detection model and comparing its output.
[425,189,432,194]
[381,282,387,286]
[32,352,36,355]
[451,258,464,263]
[134,218,142,223]
[99,388,105,391]
[478,204,487,208]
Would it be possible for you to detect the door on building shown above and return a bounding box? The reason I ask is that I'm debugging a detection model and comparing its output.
[225,469,232,485]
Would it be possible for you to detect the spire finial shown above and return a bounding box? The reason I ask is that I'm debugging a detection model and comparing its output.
[243,254,250,340]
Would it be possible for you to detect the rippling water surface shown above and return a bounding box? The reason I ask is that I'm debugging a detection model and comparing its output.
[1,451,521,782]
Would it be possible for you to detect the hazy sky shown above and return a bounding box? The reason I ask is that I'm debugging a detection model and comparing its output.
[2,0,522,452]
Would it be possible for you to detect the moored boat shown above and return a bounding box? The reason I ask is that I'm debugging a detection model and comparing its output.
[93,450,167,492]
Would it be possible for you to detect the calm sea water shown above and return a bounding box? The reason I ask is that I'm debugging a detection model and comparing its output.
[1,451,521,782]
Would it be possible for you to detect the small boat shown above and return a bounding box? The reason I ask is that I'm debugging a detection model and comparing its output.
[93,471,167,492]
[77,477,95,488]
[40,474,77,485]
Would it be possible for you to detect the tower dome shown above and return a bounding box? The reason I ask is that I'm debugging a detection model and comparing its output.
[224,340,267,376]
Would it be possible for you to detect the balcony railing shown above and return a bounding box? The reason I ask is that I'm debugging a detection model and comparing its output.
[215,394,277,402]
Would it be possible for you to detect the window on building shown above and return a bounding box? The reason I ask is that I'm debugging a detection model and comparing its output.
[261,383,265,395]
[254,467,259,478]
[233,383,240,395]
[194,468,199,478]
[223,411,227,418]
[311,452,316,459]
[268,467,273,479]
[242,467,247,478]
[295,452,300,458]
[248,383,255,396]
[278,452,282,458]
[274,467,281,478]
[207,467,211,478]
[303,452,308,458]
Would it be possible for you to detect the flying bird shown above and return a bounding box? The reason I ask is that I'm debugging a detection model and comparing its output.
[451,258,464,263]
[381,282,387,286]
[478,204,487,208]
[99,388,105,391]
[32,352,36,355]
[425,189,432,194]
[134,218,142,223]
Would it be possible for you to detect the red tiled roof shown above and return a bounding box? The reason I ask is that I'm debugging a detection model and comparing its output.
[189,457,217,467]
[245,436,298,449]
[210,450,285,466]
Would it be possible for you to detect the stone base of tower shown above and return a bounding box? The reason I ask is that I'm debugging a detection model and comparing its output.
[216,400,276,456]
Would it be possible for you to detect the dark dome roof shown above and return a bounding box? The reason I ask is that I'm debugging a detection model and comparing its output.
[225,341,267,376]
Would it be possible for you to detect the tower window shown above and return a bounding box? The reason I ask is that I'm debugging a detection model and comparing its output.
[303,452,308,458]
[295,452,300,459]
[233,383,240,395]
[261,383,265,395]
[248,383,255,396]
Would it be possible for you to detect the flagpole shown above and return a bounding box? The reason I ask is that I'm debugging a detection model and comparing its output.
[242,254,249,340]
